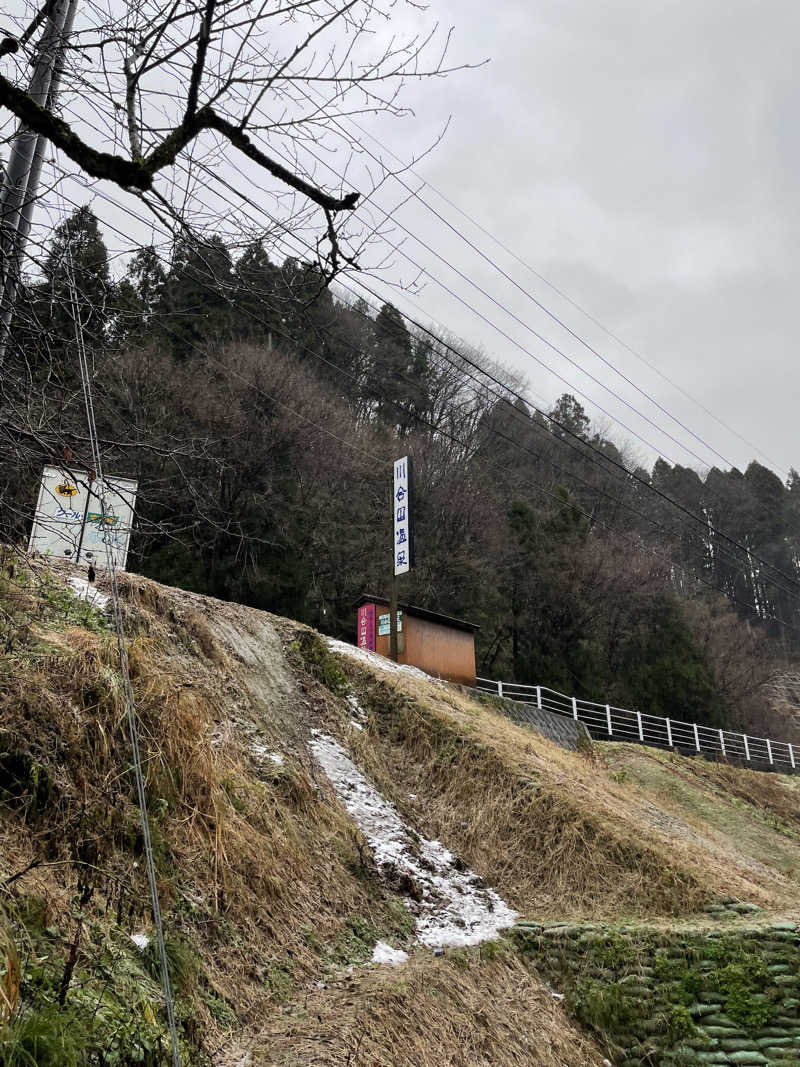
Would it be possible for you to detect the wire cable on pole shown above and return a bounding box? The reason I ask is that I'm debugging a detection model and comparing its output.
[62,205,183,1067]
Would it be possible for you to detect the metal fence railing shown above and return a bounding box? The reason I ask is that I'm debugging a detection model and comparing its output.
[475,678,798,773]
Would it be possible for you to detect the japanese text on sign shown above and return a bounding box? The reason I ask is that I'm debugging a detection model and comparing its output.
[393,456,413,575]
[357,603,376,652]
[378,611,403,636]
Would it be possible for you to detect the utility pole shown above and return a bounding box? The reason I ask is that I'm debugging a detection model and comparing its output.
[0,0,77,361]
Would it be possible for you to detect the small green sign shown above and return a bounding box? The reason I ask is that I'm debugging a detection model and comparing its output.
[378,611,403,636]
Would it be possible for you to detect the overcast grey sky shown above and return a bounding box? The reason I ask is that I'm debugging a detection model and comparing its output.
[357,0,800,479]
[26,0,799,480]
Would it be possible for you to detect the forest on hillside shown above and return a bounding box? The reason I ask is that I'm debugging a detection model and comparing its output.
[3,205,800,736]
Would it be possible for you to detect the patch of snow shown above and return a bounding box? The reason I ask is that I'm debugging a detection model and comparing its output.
[371,941,408,966]
[250,742,284,765]
[67,576,110,612]
[349,720,364,732]
[347,693,365,721]
[408,793,417,800]
[325,637,442,685]
[310,732,517,948]
[130,932,149,951]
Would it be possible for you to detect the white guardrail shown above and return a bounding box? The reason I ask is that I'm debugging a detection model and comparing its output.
[475,678,798,773]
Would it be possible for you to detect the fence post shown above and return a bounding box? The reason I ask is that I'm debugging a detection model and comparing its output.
[497,680,503,699]
[536,686,542,710]
[743,734,750,762]
[666,718,673,748]
[789,743,796,771]
[766,738,773,766]
[636,711,643,742]
[606,704,612,736]
[719,729,726,757]
[693,722,700,753]
[572,696,578,721]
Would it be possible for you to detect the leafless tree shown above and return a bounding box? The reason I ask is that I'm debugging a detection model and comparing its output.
[0,0,467,273]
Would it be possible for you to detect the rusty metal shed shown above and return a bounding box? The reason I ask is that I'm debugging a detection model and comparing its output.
[355,594,479,687]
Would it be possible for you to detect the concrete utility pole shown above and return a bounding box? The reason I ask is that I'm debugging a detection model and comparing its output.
[0,0,77,361]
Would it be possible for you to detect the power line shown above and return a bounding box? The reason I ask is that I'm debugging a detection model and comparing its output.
[61,203,182,1067]
[220,101,731,473]
[63,148,800,606]
[187,153,800,602]
[34,159,800,622]
[294,83,788,478]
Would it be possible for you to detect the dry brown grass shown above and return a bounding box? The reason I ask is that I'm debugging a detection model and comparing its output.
[0,562,420,1053]
[703,760,800,828]
[595,743,800,911]
[254,949,607,1067]
[0,916,20,1030]
[325,657,800,920]
[7,558,800,1063]
[339,669,712,919]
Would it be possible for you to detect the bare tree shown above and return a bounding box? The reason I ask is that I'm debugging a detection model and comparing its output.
[0,0,464,270]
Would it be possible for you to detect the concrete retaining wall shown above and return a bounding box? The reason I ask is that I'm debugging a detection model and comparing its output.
[466,689,591,751]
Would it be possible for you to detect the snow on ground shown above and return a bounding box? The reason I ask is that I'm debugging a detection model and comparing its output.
[250,742,285,766]
[67,576,110,612]
[347,693,366,722]
[371,941,409,966]
[130,932,150,950]
[310,731,517,948]
[325,636,442,685]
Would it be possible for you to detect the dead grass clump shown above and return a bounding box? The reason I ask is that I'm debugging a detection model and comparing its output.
[115,572,177,621]
[254,949,607,1067]
[185,611,228,667]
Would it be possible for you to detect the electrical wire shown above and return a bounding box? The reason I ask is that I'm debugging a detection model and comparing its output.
[41,174,800,631]
[27,154,800,629]
[161,152,800,600]
[294,82,787,477]
[61,200,182,1067]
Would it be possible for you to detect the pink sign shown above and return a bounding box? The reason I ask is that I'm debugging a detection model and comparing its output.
[357,603,376,651]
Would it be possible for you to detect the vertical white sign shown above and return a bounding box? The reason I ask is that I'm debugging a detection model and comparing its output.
[393,455,412,576]
[28,466,138,571]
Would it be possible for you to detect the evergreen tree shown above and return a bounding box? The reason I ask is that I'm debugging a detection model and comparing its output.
[113,245,167,346]
[232,240,281,345]
[549,394,590,440]
[158,235,234,357]
[370,302,419,432]
[25,205,113,368]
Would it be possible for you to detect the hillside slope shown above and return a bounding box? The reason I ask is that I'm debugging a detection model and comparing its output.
[1,557,799,1065]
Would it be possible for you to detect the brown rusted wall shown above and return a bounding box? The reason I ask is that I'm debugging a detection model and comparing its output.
[373,612,476,686]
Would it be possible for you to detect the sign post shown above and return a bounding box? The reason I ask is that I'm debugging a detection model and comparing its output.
[390,456,413,662]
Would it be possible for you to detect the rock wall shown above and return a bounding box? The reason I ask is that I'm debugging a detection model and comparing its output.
[466,690,591,751]
[512,919,800,1065]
